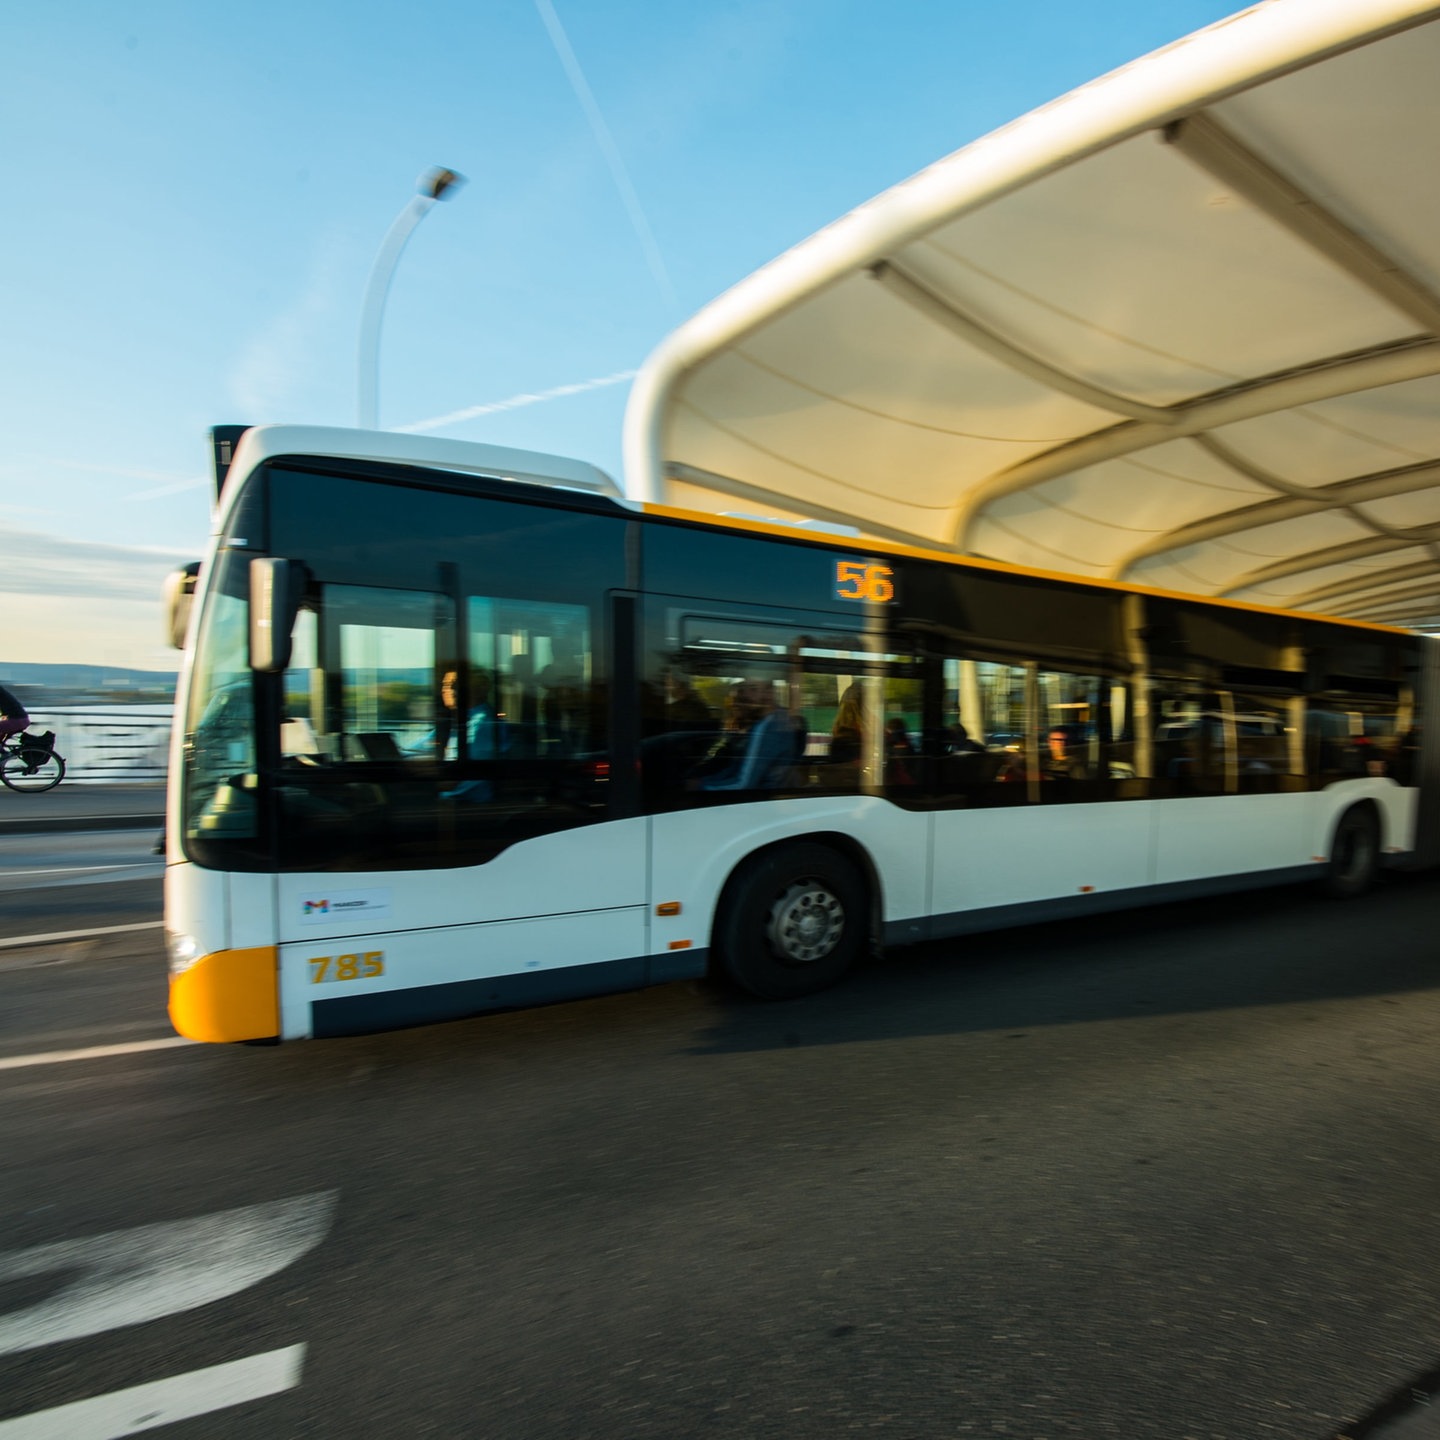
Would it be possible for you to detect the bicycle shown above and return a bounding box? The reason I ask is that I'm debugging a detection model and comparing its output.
[0,728,66,792]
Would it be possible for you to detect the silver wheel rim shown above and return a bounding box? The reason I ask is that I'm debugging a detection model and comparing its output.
[765,881,845,965]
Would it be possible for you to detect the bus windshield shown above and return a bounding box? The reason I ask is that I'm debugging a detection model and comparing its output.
[181,461,626,872]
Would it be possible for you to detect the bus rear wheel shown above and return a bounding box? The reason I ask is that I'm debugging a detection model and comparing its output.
[715,842,868,1000]
[1325,805,1379,899]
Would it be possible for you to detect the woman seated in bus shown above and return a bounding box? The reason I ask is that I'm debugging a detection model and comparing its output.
[828,683,868,766]
[405,670,503,760]
[405,670,507,801]
[693,678,795,791]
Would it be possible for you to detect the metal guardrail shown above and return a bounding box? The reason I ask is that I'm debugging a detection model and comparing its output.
[25,706,173,783]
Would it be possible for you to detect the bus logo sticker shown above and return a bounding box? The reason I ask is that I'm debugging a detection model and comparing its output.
[299,888,392,924]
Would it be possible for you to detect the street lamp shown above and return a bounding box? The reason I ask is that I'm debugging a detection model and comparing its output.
[356,165,466,430]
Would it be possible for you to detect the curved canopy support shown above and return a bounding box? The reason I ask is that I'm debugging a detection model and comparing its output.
[1165,112,1440,335]
[954,338,1440,551]
[869,260,1176,425]
[1217,533,1440,598]
[1111,446,1440,580]
[1290,557,1440,610]
[1341,579,1440,619]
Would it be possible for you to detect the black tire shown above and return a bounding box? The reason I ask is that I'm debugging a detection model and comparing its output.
[0,749,65,793]
[714,842,869,999]
[1325,805,1379,899]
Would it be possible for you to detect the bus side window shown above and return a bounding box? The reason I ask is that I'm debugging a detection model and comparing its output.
[1230,693,1294,793]
[1036,668,1108,799]
[934,658,1025,804]
[645,616,915,806]
[468,599,595,760]
[1152,688,1223,795]
[1308,700,1402,781]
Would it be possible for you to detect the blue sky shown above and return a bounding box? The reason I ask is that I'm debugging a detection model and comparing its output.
[1,0,1243,672]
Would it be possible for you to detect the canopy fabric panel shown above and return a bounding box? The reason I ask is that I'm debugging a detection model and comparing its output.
[624,0,1440,629]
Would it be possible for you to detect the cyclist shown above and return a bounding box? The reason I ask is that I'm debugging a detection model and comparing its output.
[0,682,29,744]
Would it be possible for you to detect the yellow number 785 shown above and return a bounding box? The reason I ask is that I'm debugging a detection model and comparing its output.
[309,952,384,984]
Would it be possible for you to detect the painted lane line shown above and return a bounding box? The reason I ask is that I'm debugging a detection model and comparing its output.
[0,1192,337,1357]
[0,1344,306,1439]
[0,1037,195,1072]
[3,864,159,878]
[0,921,162,950]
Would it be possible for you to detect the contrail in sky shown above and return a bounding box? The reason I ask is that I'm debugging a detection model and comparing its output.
[396,369,637,434]
[534,0,677,312]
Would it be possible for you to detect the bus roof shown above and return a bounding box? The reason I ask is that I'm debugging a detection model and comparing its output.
[622,0,1440,632]
[223,425,624,506]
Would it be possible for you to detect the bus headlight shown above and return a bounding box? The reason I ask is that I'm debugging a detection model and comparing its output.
[166,931,201,976]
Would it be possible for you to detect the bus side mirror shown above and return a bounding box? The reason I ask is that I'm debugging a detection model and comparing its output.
[249,557,304,673]
[162,562,201,650]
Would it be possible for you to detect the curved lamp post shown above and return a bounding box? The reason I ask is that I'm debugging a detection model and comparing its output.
[356,165,466,429]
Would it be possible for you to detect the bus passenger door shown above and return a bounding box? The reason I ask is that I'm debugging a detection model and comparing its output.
[1149,689,1308,884]
[928,660,1151,923]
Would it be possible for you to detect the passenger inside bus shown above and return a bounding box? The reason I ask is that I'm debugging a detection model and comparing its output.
[1042,725,1089,781]
[406,670,503,762]
[538,634,586,753]
[662,668,713,731]
[829,683,868,765]
[884,717,917,786]
[693,678,795,791]
[885,718,915,757]
[946,722,984,755]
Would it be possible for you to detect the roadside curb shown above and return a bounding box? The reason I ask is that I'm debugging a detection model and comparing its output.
[0,806,165,840]
[0,783,166,837]
[0,813,164,836]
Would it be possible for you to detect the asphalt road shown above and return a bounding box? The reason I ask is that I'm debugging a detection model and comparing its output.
[0,830,163,943]
[2,851,1440,1439]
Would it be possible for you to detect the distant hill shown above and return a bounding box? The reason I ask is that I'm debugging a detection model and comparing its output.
[2,662,177,702]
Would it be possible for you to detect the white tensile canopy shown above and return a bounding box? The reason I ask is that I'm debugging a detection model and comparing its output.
[623,0,1440,630]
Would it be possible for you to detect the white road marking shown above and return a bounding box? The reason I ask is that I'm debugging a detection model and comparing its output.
[0,1344,306,1439]
[0,1037,194,1071]
[0,1193,337,1357]
[4,864,158,878]
[0,921,162,950]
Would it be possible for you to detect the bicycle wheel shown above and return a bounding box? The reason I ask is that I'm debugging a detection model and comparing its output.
[1,748,65,792]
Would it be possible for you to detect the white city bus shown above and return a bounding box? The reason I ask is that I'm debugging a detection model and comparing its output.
[163,424,1437,1043]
